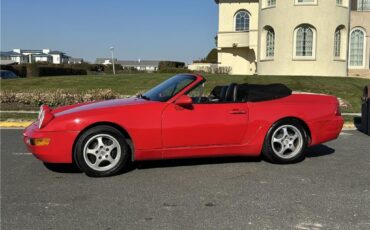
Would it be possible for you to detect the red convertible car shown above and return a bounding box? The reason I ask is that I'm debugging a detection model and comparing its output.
[24,74,344,177]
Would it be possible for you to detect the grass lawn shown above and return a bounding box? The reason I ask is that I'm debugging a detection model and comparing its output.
[1,73,370,113]
[0,112,38,121]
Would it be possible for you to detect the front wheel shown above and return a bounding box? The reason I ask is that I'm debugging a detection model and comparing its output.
[262,120,308,164]
[74,125,129,177]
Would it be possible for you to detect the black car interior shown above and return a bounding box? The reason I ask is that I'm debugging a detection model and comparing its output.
[192,83,292,104]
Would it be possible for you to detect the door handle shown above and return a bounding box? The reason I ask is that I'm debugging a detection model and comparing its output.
[229,109,247,114]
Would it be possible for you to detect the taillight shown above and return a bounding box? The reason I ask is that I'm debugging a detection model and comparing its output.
[335,101,341,116]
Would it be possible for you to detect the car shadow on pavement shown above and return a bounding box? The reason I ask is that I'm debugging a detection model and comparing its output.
[134,156,263,171]
[43,163,82,174]
[305,144,335,158]
[42,145,334,174]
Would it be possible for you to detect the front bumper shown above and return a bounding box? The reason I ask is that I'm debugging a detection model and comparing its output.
[23,123,79,163]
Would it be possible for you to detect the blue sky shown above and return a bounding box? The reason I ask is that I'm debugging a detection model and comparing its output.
[1,0,218,63]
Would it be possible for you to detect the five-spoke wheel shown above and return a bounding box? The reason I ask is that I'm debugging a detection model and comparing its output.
[83,134,122,172]
[74,125,129,177]
[263,120,307,163]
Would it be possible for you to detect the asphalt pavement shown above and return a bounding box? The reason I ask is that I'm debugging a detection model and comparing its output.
[1,129,370,230]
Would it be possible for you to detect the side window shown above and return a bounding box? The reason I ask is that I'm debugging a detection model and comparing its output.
[187,84,244,104]
[187,83,204,98]
[187,83,205,104]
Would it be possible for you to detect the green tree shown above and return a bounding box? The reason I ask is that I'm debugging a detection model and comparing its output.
[205,48,218,63]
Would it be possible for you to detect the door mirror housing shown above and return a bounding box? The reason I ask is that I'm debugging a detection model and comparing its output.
[174,95,193,107]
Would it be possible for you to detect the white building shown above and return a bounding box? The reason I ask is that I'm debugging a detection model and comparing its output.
[0,49,80,65]
[96,59,161,72]
[214,0,370,77]
[0,51,29,64]
[118,60,160,71]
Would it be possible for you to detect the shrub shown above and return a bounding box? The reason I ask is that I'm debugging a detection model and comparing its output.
[0,89,121,107]
[158,61,185,70]
[205,49,218,63]
[12,65,28,77]
[69,63,105,72]
[2,63,101,77]
[103,64,123,74]
[0,65,27,78]
[38,67,87,76]
[157,68,193,74]
[193,48,218,64]
[26,64,40,77]
[214,66,232,74]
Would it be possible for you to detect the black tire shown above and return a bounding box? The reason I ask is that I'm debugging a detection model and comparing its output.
[262,119,308,164]
[74,125,129,177]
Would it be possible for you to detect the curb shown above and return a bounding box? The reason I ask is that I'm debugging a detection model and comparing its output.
[343,123,356,130]
[0,121,357,129]
[0,121,33,128]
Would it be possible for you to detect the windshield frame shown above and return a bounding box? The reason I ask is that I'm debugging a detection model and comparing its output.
[142,74,202,102]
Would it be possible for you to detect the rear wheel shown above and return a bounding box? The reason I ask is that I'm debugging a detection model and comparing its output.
[74,125,129,177]
[262,120,308,164]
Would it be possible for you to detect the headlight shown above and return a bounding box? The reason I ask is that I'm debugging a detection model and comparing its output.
[38,110,46,129]
[38,105,54,129]
[38,106,44,120]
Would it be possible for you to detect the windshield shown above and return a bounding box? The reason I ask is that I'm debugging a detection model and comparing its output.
[142,75,196,102]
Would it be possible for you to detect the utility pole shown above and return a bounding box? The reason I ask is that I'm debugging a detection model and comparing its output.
[110,46,116,75]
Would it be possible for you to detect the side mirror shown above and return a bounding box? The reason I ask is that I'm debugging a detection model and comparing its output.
[174,95,193,107]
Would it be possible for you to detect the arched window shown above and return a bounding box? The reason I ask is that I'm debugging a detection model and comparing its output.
[350,28,366,67]
[357,0,370,11]
[266,28,275,57]
[235,11,249,32]
[296,0,316,3]
[267,0,276,6]
[334,27,342,57]
[295,25,314,57]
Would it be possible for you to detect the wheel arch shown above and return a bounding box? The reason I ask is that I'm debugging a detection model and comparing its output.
[72,122,135,164]
[272,117,312,144]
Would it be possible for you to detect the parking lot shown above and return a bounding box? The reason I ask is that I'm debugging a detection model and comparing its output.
[1,129,370,230]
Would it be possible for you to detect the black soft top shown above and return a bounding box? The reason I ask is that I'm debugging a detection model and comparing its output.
[237,83,292,102]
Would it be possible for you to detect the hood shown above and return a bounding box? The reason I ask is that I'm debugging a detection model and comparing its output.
[54,98,153,117]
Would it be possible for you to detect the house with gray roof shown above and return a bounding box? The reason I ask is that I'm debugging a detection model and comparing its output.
[68,58,84,64]
[0,51,29,64]
[0,49,82,65]
[95,58,118,65]
[95,58,160,72]
[117,60,160,71]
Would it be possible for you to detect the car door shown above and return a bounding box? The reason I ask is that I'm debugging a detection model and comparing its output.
[161,102,249,148]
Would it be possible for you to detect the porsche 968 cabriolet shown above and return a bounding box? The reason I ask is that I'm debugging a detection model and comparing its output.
[24,74,344,177]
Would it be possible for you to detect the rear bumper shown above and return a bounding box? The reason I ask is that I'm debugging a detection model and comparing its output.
[309,116,344,146]
[23,123,79,163]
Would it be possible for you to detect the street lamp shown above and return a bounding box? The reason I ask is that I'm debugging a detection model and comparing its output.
[110,46,116,75]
